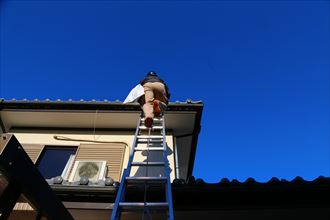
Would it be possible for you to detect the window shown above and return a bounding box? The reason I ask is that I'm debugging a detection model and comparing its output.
[36,146,77,179]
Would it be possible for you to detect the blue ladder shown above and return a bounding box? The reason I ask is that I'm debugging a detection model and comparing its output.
[110,115,174,220]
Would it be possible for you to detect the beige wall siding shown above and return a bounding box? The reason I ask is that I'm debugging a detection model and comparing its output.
[13,132,133,179]
[0,136,44,163]
[13,202,34,211]
[13,131,175,181]
[21,144,44,163]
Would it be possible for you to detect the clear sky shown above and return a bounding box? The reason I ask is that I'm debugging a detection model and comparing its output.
[1,0,329,183]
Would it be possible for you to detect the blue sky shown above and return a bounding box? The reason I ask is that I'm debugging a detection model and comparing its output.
[1,0,329,183]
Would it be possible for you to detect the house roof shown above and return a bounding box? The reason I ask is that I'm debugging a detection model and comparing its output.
[49,175,330,210]
[10,175,329,220]
[0,98,203,111]
[172,175,330,210]
[0,98,203,179]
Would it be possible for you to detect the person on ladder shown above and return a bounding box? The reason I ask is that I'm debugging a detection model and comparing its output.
[138,71,170,128]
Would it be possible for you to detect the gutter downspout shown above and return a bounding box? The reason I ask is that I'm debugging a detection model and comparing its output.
[173,136,180,179]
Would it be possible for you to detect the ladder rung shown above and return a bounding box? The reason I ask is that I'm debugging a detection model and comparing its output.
[137,135,163,139]
[134,147,164,151]
[141,118,163,122]
[131,162,165,166]
[126,177,167,183]
[137,140,163,144]
[139,126,163,130]
[119,202,168,211]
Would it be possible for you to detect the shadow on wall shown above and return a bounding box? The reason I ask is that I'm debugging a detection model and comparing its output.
[133,143,173,177]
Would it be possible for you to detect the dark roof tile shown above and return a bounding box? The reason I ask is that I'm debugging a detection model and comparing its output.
[230,179,241,186]
[217,178,231,187]
[179,176,330,188]
[187,176,196,185]
[312,175,330,184]
[173,179,185,186]
[195,178,206,185]
[266,177,281,186]
[291,176,306,185]
[1,98,203,105]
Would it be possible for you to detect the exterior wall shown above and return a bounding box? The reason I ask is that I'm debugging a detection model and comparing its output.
[12,131,175,181]
[6,130,175,217]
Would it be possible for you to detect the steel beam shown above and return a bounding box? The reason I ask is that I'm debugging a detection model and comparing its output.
[0,134,73,220]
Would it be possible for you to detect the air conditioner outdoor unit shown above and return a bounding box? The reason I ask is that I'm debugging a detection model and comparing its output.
[69,160,107,182]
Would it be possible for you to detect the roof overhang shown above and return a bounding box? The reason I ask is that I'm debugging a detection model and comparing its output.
[0,99,203,179]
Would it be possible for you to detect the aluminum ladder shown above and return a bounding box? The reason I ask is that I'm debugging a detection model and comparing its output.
[110,114,174,220]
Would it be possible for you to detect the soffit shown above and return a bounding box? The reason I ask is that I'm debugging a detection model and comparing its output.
[1,110,196,136]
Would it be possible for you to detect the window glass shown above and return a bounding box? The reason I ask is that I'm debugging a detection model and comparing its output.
[36,146,77,179]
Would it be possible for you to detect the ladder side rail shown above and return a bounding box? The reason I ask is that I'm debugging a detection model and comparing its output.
[162,116,175,220]
[110,115,142,220]
[110,168,129,220]
[125,115,143,176]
